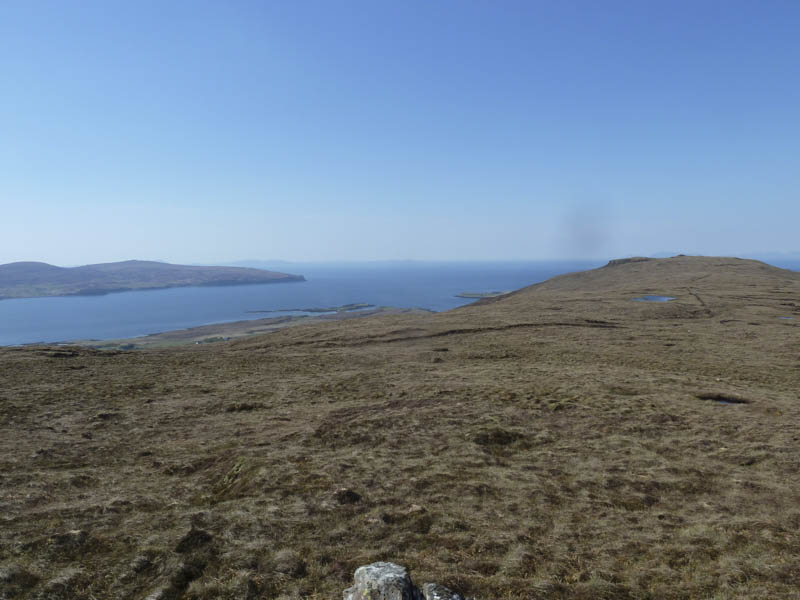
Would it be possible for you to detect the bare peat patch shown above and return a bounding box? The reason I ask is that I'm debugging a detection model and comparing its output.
[472,427,527,454]
[696,392,750,405]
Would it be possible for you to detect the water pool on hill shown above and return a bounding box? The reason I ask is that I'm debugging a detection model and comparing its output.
[632,295,676,302]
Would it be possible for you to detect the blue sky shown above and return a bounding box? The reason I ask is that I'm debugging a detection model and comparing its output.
[1,0,798,265]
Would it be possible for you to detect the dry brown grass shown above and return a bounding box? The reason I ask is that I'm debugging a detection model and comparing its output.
[1,256,799,599]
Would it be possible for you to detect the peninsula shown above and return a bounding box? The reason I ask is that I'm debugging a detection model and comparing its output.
[0,260,304,299]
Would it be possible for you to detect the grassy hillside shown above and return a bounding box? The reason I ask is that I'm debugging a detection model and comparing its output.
[0,260,304,299]
[1,256,799,599]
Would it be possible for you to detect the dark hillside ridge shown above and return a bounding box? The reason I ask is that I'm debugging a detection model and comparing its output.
[0,260,305,299]
[467,254,800,308]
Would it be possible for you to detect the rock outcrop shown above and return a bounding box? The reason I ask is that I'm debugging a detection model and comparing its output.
[422,583,466,600]
[343,562,466,600]
[605,256,653,267]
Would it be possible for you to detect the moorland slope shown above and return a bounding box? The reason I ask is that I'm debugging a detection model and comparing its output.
[1,256,799,599]
[0,260,304,299]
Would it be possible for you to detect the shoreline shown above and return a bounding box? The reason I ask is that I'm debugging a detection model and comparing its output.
[65,306,431,350]
[455,290,511,299]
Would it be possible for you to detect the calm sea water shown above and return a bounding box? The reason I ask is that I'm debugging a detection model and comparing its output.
[0,261,601,346]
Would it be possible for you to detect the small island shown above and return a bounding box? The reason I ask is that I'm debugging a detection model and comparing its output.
[247,303,376,314]
[0,260,305,300]
[456,290,511,299]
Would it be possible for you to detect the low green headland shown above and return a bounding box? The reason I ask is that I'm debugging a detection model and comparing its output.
[0,260,304,299]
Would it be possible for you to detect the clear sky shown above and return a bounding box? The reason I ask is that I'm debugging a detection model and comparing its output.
[1,0,799,265]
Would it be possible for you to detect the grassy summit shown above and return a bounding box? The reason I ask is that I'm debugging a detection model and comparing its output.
[1,256,799,599]
[0,260,304,299]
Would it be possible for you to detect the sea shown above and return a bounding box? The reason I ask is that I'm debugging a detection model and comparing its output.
[2,257,797,347]
[0,261,601,346]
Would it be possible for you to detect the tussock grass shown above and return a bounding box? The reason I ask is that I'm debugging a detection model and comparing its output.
[1,257,800,598]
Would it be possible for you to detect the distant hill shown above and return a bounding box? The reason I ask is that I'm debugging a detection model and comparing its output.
[0,260,305,299]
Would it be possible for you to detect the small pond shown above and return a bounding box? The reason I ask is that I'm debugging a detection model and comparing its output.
[697,393,749,405]
[632,295,676,302]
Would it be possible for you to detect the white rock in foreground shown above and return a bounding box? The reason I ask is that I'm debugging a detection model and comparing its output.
[422,582,465,600]
[343,562,466,600]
